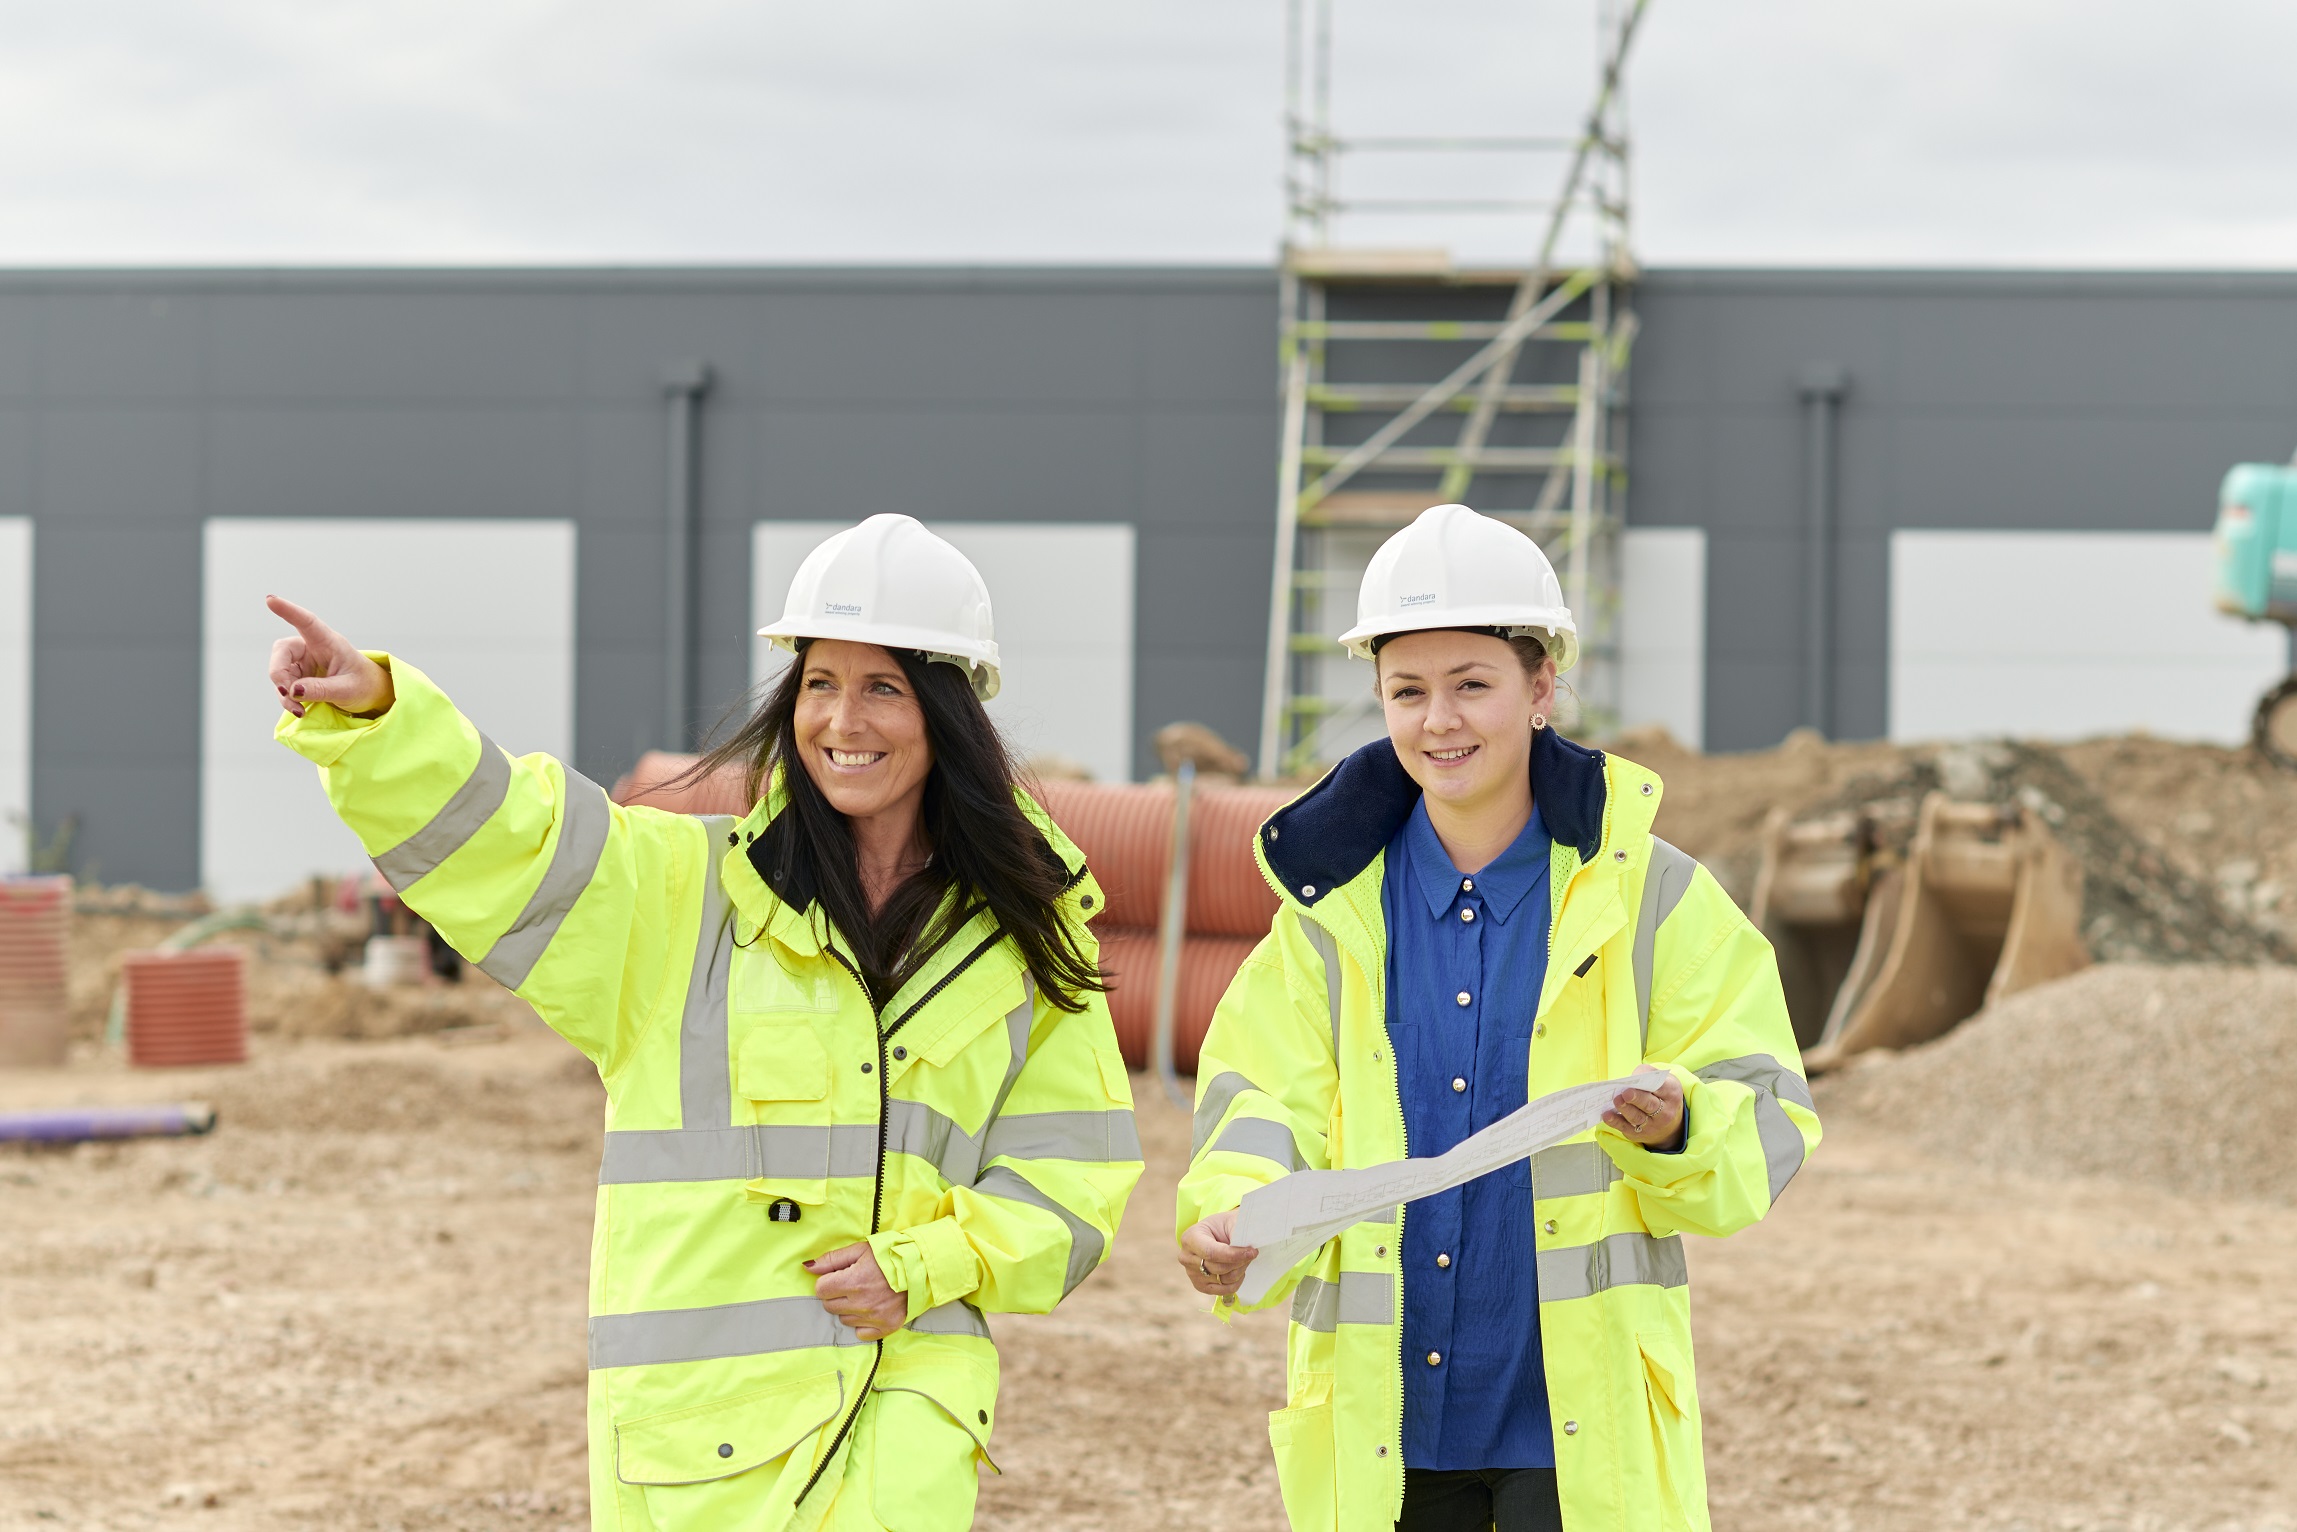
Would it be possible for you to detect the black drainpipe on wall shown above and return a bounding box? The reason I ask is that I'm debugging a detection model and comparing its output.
[1797,363,1849,738]
[661,361,714,752]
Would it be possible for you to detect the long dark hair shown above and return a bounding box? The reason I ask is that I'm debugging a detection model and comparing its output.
[685,644,1104,1014]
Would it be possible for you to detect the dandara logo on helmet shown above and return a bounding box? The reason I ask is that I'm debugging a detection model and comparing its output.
[1398,591,1439,607]
[823,601,864,617]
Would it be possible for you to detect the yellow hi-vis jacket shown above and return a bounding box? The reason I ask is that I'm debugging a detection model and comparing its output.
[280,657,1143,1532]
[1175,728,1818,1532]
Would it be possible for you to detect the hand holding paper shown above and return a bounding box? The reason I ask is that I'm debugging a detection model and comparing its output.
[1223,1066,1671,1306]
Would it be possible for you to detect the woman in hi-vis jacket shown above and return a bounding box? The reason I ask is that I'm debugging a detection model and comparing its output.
[270,513,1141,1531]
[1177,504,1818,1532]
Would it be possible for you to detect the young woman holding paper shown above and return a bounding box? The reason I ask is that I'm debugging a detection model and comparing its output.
[1175,504,1818,1532]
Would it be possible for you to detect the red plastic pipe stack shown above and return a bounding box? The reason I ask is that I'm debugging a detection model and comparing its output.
[122,948,249,1068]
[1037,782,1302,1073]
[611,752,757,817]
[0,876,73,1067]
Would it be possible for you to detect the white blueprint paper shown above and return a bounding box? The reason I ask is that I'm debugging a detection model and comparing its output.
[1225,1067,1671,1306]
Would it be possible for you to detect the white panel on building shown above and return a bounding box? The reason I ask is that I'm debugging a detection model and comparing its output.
[1889,530,2286,745]
[1618,527,1707,750]
[752,521,1136,784]
[0,519,30,875]
[201,518,576,904]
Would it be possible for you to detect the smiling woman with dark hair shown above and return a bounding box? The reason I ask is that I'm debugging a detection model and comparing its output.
[267,512,1140,1531]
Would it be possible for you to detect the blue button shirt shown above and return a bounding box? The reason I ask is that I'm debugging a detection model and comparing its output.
[1383,798,1555,1471]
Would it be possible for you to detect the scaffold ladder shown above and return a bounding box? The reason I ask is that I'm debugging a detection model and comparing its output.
[1258,0,1648,779]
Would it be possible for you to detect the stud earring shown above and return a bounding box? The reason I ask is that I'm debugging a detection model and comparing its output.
[1532,713,1548,731]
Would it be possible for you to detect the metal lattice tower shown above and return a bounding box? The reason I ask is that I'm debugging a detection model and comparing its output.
[1258,0,1649,779]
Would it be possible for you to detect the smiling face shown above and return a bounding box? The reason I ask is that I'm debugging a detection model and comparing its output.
[791,640,936,826]
[1376,628,1556,815]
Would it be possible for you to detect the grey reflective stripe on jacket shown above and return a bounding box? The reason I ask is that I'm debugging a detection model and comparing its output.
[589,1294,991,1371]
[477,767,615,991]
[373,733,514,890]
[679,816,738,1130]
[1301,919,1343,1056]
[1694,1052,1810,1203]
[1290,1270,1395,1332]
[1633,837,1699,1047]
[1536,1230,1687,1302]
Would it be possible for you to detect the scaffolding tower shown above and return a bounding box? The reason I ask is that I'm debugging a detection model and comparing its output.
[1258,0,1649,779]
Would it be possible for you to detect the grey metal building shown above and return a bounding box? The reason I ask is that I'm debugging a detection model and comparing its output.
[6,264,2293,891]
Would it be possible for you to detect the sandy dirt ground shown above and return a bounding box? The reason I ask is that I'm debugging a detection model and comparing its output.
[3,1019,2294,1532]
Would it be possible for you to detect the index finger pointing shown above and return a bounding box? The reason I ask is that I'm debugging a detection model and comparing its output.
[264,594,335,645]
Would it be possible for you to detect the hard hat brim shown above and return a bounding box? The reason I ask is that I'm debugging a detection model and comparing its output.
[1338,608,1578,674]
[755,619,1002,701]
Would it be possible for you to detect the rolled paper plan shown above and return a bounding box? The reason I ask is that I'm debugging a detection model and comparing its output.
[1226,1067,1671,1306]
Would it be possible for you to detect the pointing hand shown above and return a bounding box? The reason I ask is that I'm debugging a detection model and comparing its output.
[266,596,393,719]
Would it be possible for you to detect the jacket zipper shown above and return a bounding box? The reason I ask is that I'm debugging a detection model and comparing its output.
[795,944,883,1509]
[793,925,1009,1508]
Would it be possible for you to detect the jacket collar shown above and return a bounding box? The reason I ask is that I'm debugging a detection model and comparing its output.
[1260,726,1609,912]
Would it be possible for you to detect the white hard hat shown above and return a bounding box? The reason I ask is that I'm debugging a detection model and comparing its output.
[1337,502,1578,673]
[755,514,1002,699]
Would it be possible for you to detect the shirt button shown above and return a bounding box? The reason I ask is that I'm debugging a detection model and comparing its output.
[1460,908,1475,923]
[1461,878,1474,892]
[1451,1077,1466,1093]
[1455,991,1471,1007]
[1436,1253,1451,1269]
[1426,1351,1442,1366]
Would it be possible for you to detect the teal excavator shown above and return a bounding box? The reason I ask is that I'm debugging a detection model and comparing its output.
[2213,462,2297,767]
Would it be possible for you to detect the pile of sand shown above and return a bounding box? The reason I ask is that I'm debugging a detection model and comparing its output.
[1826,962,2297,1205]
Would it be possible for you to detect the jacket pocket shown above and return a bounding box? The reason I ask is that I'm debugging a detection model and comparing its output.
[736,1024,831,1104]
[869,1367,997,1532]
[1266,1383,1338,1532]
[615,1369,845,1486]
[1637,1329,1708,1529]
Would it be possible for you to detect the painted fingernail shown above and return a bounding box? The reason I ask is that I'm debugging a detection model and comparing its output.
[802,1260,815,1268]
[290,684,304,697]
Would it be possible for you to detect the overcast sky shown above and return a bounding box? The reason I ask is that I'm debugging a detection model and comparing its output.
[3,0,2293,268]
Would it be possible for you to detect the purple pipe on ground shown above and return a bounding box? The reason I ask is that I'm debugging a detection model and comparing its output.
[0,1103,217,1143]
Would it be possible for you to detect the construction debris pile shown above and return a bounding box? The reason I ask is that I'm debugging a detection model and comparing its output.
[1825,961,2297,1206]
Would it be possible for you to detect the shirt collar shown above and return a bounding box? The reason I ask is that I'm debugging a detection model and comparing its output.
[1400,798,1551,925]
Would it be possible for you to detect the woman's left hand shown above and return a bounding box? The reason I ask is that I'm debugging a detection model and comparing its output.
[1603,1073,1685,1148]
[807,1242,907,1340]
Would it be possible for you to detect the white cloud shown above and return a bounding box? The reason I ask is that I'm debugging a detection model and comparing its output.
[0,0,2293,266]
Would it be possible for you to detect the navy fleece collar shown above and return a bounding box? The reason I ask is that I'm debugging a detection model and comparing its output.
[1261,726,1608,909]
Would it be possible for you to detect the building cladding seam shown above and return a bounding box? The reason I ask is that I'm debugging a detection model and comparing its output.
[476,769,613,991]
[971,1164,1103,1297]
[587,1294,989,1371]
[680,815,738,1131]
[370,734,512,891]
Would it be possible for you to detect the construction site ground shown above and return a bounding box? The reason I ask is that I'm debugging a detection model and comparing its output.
[6,728,2296,1530]
[2,1023,2292,1532]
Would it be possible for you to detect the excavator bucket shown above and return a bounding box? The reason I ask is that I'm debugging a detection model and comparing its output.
[1749,808,1870,1051]
[1802,793,2088,1070]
